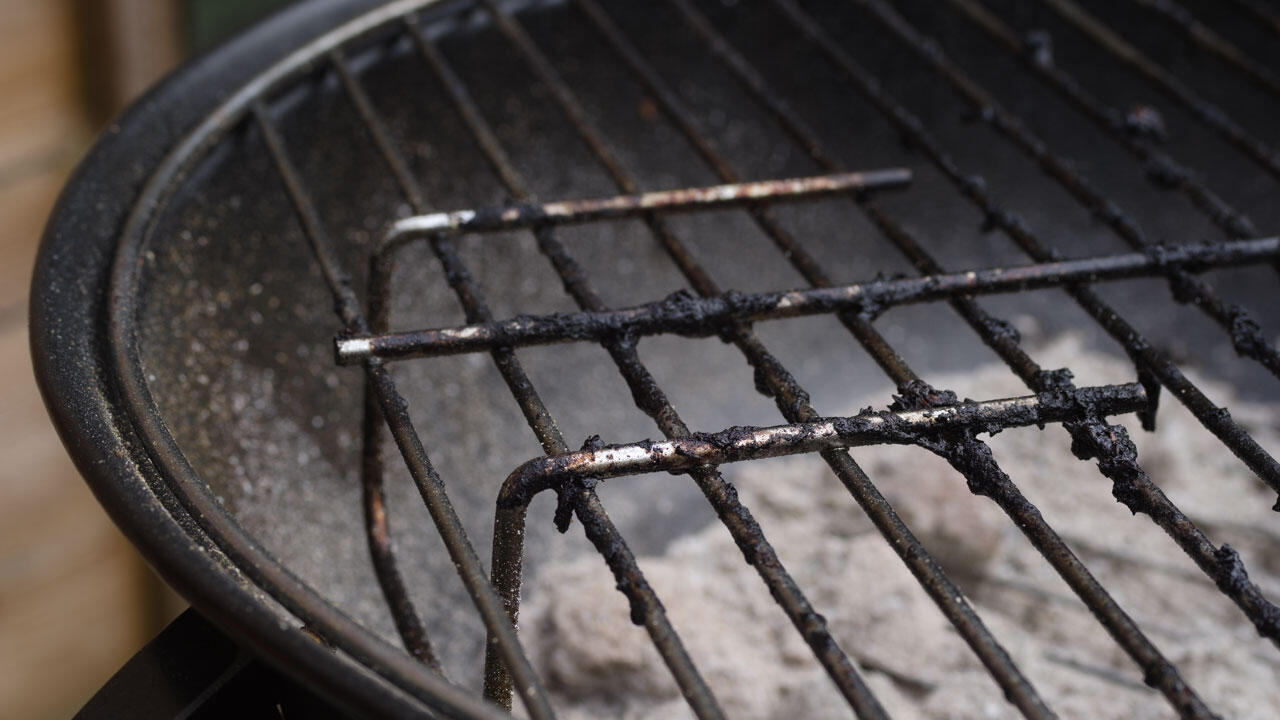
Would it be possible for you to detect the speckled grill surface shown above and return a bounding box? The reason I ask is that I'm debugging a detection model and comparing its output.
[103,0,1280,717]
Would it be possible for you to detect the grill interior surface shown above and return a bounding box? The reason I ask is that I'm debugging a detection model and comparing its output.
[98,0,1280,717]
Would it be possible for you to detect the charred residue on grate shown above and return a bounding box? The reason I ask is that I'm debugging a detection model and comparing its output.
[124,0,1280,718]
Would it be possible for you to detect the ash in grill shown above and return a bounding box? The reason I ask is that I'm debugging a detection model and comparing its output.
[37,0,1280,718]
[519,342,1280,719]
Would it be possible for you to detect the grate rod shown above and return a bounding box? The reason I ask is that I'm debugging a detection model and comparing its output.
[386,18,728,719]
[715,0,1280,651]
[1037,0,1280,183]
[744,0,1280,654]
[488,1,1063,717]
[1224,0,1280,36]
[464,0,1050,716]
[767,0,1280,504]
[1125,0,1280,100]
[251,101,558,720]
[385,170,910,237]
[854,0,1280,382]
[403,12,882,718]
[498,384,1151,505]
[337,31,718,720]
[672,0,1230,714]
[941,0,1258,240]
[337,236,1280,364]
[329,48,444,674]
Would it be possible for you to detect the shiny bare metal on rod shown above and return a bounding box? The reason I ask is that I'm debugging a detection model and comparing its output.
[498,383,1151,507]
[336,237,1280,364]
[379,169,909,239]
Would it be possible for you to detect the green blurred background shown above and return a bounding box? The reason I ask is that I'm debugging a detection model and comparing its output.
[183,0,296,53]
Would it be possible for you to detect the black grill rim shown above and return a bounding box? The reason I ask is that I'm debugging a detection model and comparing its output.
[29,1,490,718]
[30,0,1280,718]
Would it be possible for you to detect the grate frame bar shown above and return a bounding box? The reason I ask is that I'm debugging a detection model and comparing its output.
[92,1,1280,718]
[649,0,1280,710]
[397,13,892,716]
[750,0,1280,500]
[249,100,561,720]
[853,0,1280,382]
[381,169,910,236]
[337,236,1280,364]
[497,384,1153,503]
[774,0,1280,644]
[939,0,1261,243]
[333,29,727,720]
[1036,0,1280,182]
[1123,0,1280,100]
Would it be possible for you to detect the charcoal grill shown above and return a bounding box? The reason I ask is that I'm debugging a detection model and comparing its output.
[31,0,1280,717]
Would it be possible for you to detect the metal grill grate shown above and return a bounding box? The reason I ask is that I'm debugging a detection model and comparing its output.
[104,0,1280,718]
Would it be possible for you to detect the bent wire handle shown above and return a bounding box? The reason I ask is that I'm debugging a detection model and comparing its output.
[366,169,912,290]
[498,382,1149,508]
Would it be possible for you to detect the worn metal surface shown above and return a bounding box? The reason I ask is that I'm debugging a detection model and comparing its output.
[33,0,1280,718]
[338,237,1280,363]
[382,170,911,236]
[497,384,1150,505]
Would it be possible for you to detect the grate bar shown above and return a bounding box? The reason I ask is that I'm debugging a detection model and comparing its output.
[334,32,726,720]
[403,13,879,718]
[854,0,1280,382]
[395,28,730,720]
[742,0,1280,651]
[498,383,1151,504]
[1224,0,1280,36]
[1125,0,1280,100]
[489,0,1094,716]
[570,0,921,386]
[100,1,1280,718]
[386,170,910,236]
[568,0,1269,707]
[565,487,723,716]
[1037,0,1280,182]
[666,0,1265,714]
[941,0,1258,240]
[250,101,558,720]
[330,48,444,674]
[671,1,1214,714]
[766,0,1280,504]
[464,0,1069,715]
[336,237,1280,364]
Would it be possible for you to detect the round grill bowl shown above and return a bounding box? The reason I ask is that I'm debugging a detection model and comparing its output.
[31,0,1280,718]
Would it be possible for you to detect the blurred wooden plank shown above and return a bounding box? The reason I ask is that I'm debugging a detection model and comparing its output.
[0,0,84,170]
[0,324,88,526]
[0,326,156,718]
[0,0,87,318]
[0,1,186,717]
[77,0,182,121]
[0,164,68,317]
